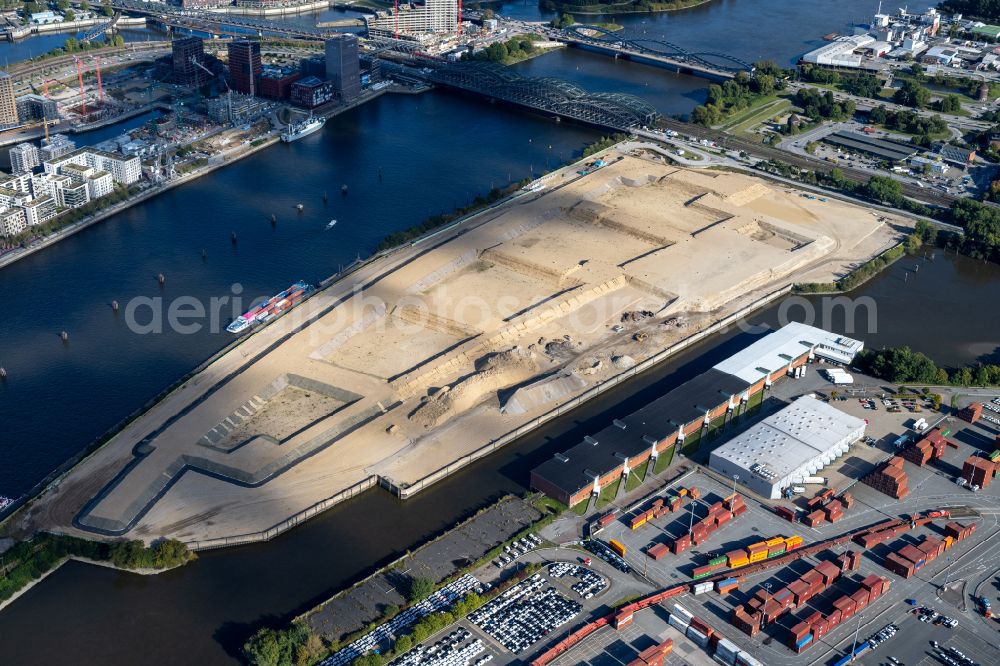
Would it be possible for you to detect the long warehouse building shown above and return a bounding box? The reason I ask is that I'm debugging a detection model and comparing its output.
[709,395,866,499]
[530,322,863,506]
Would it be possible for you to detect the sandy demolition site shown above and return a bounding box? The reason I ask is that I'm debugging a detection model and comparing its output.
[15,148,903,545]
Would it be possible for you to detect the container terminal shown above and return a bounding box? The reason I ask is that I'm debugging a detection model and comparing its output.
[290,319,1000,666]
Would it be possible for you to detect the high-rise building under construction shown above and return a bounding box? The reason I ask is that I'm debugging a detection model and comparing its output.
[0,72,19,128]
[228,40,262,96]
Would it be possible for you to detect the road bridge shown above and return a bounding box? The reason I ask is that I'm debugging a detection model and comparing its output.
[558,25,753,82]
[425,61,658,131]
[109,0,337,39]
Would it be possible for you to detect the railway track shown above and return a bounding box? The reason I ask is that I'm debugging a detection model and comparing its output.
[658,118,957,208]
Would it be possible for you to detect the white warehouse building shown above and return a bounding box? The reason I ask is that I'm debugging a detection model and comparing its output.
[709,395,866,499]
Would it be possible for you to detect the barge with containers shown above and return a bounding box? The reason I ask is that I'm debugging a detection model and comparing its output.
[226,280,313,333]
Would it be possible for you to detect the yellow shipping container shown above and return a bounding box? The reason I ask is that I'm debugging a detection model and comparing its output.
[729,556,750,568]
[609,539,627,557]
[749,551,767,563]
[677,488,688,497]
[944,535,954,549]
[786,535,804,546]
[765,537,786,548]
[631,518,647,530]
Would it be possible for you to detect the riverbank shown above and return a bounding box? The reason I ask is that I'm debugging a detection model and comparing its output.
[7,145,904,551]
[0,86,391,273]
[0,533,193,614]
[543,0,712,16]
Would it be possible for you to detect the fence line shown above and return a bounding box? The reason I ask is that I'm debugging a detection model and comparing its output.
[186,476,377,551]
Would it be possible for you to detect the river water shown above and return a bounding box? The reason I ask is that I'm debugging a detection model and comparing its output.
[0,0,992,663]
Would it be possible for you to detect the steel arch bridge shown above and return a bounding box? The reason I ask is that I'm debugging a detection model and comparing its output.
[427,62,658,130]
[563,25,754,74]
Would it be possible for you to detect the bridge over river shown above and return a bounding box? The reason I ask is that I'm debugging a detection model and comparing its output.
[559,25,754,82]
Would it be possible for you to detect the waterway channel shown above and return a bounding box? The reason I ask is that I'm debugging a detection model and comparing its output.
[0,0,993,663]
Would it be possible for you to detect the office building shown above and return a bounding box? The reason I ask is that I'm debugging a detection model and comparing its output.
[172,36,212,87]
[300,55,326,79]
[367,0,458,37]
[228,40,262,96]
[0,72,19,128]
[10,143,40,173]
[290,77,335,109]
[16,94,58,122]
[258,67,301,100]
[325,35,361,103]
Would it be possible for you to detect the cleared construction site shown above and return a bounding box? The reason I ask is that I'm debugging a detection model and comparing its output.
[14,146,902,546]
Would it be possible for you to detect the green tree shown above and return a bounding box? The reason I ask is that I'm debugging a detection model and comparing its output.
[864,175,903,205]
[80,0,90,10]
[407,576,435,603]
[910,62,925,79]
[894,80,930,108]
[937,94,963,114]
[63,9,74,21]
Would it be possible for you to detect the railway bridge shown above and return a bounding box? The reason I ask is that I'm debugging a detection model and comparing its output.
[559,25,754,81]
[425,61,658,131]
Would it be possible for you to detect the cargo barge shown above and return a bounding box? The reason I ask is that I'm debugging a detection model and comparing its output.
[226,280,314,333]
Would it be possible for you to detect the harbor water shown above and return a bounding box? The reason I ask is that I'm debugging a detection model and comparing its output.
[0,0,991,663]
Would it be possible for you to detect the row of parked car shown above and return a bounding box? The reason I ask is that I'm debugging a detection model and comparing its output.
[937,644,980,666]
[469,573,582,654]
[493,533,541,569]
[586,539,631,573]
[388,628,491,666]
[323,574,481,666]
[547,562,608,599]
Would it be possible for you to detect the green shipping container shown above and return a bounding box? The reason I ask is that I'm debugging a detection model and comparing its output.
[768,548,786,558]
[709,556,726,566]
[693,571,710,579]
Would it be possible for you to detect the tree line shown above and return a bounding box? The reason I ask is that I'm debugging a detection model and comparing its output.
[1,534,193,604]
[689,62,788,126]
[859,345,1000,387]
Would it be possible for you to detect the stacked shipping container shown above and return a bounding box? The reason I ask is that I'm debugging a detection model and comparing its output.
[861,456,908,499]
[962,455,995,489]
[958,402,983,423]
[786,576,891,652]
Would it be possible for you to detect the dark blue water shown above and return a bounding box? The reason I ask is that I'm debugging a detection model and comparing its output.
[0,1,988,664]
[0,27,162,65]
[0,91,598,499]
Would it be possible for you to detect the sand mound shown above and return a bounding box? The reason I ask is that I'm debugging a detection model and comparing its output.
[612,355,636,369]
[501,371,588,415]
[409,347,538,428]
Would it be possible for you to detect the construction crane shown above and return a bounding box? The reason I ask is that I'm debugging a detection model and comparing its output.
[191,56,237,123]
[74,57,87,115]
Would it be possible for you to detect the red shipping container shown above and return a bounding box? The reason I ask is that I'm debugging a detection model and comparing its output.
[789,621,811,640]
[815,561,840,585]
[690,617,713,637]
[851,589,869,611]
[803,510,826,527]
[812,617,829,639]
[775,506,796,521]
[647,543,670,560]
[715,510,732,526]
[734,504,748,516]
[597,512,617,527]
[898,544,926,566]
[826,608,842,627]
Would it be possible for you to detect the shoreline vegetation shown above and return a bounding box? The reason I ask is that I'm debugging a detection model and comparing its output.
[0,533,193,610]
[539,0,712,15]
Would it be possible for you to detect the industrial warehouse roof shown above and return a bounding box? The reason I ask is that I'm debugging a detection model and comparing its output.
[531,323,866,498]
[531,369,749,496]
[713,321,863,384]
[709,396,866,481]
[822,130,918,162]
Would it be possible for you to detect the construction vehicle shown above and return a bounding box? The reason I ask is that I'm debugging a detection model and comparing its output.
[633,332,647,342]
